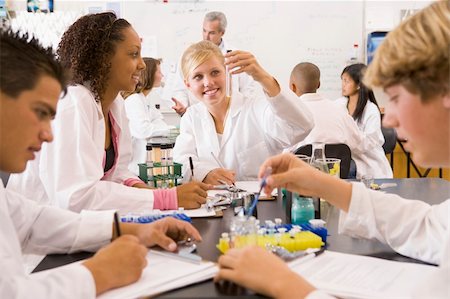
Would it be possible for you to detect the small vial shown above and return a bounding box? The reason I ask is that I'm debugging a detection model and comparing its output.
[150,140,162,183]
[160,144,168,188]
[277,227,287,234]
[267,221,276,235]
[274,218,282,228]
[146,145,154,187]
[290,227,301,238]
[167,143,174,187]
[309,219,326,228]
[245,216,258,246]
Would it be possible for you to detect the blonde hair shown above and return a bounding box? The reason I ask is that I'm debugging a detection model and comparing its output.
[364,1,450,101]
[181,40,224,80]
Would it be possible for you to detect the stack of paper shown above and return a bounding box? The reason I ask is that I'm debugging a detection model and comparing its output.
[98,250,217,299]
[289,250,436,299]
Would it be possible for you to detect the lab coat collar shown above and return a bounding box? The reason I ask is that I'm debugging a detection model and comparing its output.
[101,95,124,179]
[199,91,245,155]
[299,93,326,102]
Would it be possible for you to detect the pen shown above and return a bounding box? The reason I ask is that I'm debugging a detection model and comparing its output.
[189,156,194,180]
[114,211,122,237]
[210,152,236,187]
[294,247,326,264]
[210,151,225,168]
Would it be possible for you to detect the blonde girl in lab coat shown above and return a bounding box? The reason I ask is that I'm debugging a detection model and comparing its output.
[7,12,210,212]
[173,41,314,185]
[215,2,449,298]
[123,57,173,175]
[337,63,393,178]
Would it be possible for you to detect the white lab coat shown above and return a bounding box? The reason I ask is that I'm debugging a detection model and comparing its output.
[7,85,156,213]
[171,39,265,108]
[335,97,392,178]
[288,93,388,178]
[307,183,449,299]
[124,92,172,175]
[0,183,113,298]
[173,88,314,182]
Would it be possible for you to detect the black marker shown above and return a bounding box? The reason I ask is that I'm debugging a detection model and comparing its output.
[114,211,122,237]
[189,156,194,180]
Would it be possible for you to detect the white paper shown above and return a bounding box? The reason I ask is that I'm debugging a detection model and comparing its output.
[98,250,217,299]
[289,251,436,299]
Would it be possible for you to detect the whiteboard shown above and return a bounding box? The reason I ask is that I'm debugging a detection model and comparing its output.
[122,1,364,100]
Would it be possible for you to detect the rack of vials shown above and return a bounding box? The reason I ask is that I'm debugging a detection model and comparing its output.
[216,217,326,254]
[138,138,183,188]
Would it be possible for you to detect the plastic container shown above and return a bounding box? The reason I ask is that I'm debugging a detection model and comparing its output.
[291,194,315,225]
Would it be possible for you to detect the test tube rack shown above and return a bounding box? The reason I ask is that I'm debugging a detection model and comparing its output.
[120,212,191,224]
[138,162,183,187]
[217,230,323,254]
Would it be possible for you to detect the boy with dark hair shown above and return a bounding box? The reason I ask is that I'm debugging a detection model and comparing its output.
[0,29,202,298]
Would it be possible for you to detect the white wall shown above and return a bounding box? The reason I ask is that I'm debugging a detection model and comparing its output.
[6,0,432,104]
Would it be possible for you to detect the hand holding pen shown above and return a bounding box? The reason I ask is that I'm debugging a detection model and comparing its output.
[203,152,236,185]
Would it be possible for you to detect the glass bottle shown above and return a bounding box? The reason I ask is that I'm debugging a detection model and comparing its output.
[291,193,315,225]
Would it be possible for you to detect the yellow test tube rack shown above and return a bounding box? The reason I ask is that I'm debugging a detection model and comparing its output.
[217,231,323,254]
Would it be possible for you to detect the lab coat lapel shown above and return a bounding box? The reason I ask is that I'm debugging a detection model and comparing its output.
[199,103,221,156]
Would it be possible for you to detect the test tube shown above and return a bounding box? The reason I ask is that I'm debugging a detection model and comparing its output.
[150,141,162,183]
[146,145,154,187]
[225,49,232,100]
[160,144,168,188]
[167,143,174,187]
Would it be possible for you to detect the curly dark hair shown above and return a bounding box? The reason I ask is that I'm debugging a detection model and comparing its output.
[0,29,67,98]
[57,12,131,102]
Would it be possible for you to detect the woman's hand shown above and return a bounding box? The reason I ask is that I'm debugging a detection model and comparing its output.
[203,168,236,185]
[225,50,280,96]
[176,181,211,209]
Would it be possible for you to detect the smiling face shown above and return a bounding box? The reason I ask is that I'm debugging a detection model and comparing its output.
[185,55,226,107]
[107,26,145,94]
[383,85,450,168]
[0,75,61,173]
